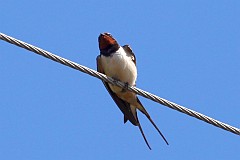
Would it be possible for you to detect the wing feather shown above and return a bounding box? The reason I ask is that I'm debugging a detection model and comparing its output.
[122,45,136,65]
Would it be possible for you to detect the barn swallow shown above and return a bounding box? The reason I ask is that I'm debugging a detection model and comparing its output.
[96,33,168,149]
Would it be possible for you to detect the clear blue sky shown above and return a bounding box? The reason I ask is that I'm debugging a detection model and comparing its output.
[1,1,239,159]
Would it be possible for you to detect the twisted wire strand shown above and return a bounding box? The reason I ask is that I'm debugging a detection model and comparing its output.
[1,32,239,135]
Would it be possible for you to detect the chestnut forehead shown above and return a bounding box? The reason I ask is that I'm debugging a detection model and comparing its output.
[99,34,117,49]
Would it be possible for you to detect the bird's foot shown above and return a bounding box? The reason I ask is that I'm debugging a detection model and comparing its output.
[121,82,129,92]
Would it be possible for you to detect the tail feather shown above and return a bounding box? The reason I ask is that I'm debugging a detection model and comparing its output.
[130,105,152,149]
[136,98,169,145]
[137,120,152,150]
[147,116,169,145]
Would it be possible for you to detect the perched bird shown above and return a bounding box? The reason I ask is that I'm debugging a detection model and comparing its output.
[96,33,168,149]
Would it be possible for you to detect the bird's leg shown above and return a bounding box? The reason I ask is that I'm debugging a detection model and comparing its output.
[111,77,130,93]
[121,82,129,92]
[111,77,119,84]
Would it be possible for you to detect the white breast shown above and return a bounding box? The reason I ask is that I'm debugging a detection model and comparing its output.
[101,47,137,86]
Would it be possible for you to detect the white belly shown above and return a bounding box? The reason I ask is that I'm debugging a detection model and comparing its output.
[101,47,137,88]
